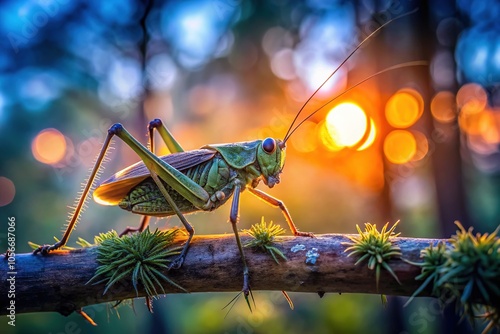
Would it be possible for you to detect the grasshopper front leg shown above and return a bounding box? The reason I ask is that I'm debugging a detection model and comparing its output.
[247,187,314,237]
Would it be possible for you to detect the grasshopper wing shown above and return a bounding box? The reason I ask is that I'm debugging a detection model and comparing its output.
[93,149,216,205]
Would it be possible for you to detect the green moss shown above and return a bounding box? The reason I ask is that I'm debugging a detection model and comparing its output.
[343,221,402,290]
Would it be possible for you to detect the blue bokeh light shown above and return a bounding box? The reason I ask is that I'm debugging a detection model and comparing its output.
[160,0,239,69]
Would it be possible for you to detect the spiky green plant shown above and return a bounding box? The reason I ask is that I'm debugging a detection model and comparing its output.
[438,222,500,328]
[242,218,293,310]
[87,228,187,298]
[479,307,500,334]
[343,221,402,290]
[408,221,500,332]
[75,230,122,248]
[243,217,287,264]
[404,241,447,306]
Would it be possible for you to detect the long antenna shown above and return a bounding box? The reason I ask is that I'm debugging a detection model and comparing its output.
[283,61,427,143]
[282,8,419,143]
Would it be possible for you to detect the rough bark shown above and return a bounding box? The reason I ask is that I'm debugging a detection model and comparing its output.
[0,234,441,317]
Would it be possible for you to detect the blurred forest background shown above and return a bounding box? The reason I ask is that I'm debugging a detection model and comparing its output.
[0,0,499,333]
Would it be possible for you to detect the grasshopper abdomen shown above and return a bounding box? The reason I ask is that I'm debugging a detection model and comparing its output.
[118,153,236,216]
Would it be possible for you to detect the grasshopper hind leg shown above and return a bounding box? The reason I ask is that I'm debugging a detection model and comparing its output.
[33,123,117,255]
[34,120,202,258]
[145,118,193,268]
[148,171,194,270]
[119,119,185,237]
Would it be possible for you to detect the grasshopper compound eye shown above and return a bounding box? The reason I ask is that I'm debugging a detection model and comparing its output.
[262,138,276,154]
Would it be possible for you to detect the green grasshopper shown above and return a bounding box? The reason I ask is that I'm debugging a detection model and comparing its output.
[34,12,424,306]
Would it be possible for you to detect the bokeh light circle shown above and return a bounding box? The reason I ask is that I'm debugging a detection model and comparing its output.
[32,128,67,165]
[384,130,417,164]
[0,177,15,207]
[325,103,368,148]
[385,90,423,128]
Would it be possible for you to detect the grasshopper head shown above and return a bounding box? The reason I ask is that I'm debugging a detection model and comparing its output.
[257,138,286,188]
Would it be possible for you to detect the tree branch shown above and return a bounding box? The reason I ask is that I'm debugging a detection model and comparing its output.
[0,233,441,317]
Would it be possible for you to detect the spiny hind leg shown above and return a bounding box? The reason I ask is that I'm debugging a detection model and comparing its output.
[35,122,209,255]
[34,125,117,254]
[148,118,184,154]
[119,118,184,236]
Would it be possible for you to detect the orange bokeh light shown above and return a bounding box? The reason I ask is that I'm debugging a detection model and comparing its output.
[459,109,483,135]
[456,83,487,112]
[479,109,500,145]
[411,130,429,161]
[431,91,457,123]
[323,102,374,150]
[384,130,417,164]
[32,128,67,165]
[0,176,15,207]
[456,83,489,138]
[385,89,423,128]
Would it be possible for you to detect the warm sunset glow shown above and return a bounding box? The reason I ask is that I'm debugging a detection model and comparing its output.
[32,128,67,165]
[431,91,457,123]
[289,120,318,153]
[324,102,369,148]
[384,130,417,164]
[0,176,15,207]
[385,89,423,128]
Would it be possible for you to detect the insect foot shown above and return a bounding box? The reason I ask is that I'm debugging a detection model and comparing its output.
[242,267,255,312]
[295,231,315,238]
[33,241,63,255]
[167,254,186,270]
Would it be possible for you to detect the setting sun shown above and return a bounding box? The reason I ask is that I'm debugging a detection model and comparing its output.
[324,102,374,150]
